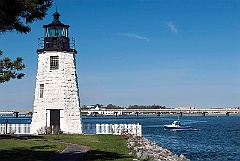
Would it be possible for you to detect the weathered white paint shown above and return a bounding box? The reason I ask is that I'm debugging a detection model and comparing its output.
[31,51,82,134]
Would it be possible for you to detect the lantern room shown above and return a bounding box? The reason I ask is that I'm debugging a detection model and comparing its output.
[37,11,76,53]
[44,11,69,37]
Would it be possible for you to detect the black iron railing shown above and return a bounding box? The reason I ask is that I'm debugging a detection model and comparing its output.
[37,37,77,53]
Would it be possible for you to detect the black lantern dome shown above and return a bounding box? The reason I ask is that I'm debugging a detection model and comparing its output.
[37,11,76,53]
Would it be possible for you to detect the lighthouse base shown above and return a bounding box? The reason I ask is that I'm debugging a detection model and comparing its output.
[31,108,82,134]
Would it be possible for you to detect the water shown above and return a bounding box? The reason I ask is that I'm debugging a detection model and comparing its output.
[1,114,240,160]
[82,115,240,161]
[0,116,32,124]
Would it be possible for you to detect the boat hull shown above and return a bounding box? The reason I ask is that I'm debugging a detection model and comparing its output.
[164,125,192,130]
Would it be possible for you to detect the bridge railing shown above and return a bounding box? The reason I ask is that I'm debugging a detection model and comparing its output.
[96,123,142,136]
[0,124,31,134]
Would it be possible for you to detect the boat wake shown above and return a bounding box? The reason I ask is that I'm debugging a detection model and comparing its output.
[165,128,199,131]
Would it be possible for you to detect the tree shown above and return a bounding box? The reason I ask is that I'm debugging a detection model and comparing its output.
[0,0,53,34]
[0,0,53,83]
[0,50,25,83]
[106,104,122,109]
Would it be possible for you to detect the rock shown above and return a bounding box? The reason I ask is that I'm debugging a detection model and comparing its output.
[127,135,190,161]
[132,159,140,161]
[136,151,142,158]
[140,151,149,160]
[179,154,190,161]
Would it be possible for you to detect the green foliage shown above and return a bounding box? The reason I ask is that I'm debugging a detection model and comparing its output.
[0,0,53,83]
[0,50,25,83]
[128,104,166,109]
[0,0,53,34]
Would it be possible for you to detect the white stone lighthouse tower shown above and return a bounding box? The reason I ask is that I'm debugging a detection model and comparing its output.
[31,11,82,134]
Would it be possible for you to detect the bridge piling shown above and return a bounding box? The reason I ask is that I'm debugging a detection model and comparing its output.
[179,112,183,117]
[135,112,139,117]
[202,112,207,116]
[13,112,19,118]
[91,112,98,117]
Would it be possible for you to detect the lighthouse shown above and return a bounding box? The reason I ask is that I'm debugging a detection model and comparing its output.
[31,11,82,134]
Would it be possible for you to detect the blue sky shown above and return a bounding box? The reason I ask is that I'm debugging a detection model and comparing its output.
[0,0,240,110]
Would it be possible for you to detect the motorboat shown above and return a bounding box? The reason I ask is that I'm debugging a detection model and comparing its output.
[164,120,192,130]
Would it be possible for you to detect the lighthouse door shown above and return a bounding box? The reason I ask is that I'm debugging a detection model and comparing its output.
[50,109,60,134]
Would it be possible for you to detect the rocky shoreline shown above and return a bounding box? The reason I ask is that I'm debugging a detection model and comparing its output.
[127,135,190,161]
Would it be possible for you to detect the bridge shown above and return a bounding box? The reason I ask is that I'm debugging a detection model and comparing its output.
[1,108,239,117]
[81,108,240,117]
[0,110,33,117]
[0,110,33,113]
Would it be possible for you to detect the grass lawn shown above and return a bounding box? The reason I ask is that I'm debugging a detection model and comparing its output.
[0,134,134,161]
[0,135,65,161]
[45,134,134,161]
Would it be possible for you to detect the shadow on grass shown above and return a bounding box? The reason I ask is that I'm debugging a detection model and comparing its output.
[82,150,131,161]
[0,146,58,161]
[0,134,44,140]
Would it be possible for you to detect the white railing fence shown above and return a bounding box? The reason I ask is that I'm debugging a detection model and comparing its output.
[0,124,31,134]
[96,123,142,136]
[0,123,142,136]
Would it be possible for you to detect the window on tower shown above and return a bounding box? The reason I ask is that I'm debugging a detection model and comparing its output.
[40,84,44,98]
[50,56,59,70]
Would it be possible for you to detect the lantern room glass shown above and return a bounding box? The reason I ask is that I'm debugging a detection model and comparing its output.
[45,27,68,37]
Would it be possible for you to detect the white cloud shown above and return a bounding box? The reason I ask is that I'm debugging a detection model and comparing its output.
[121,33,149,41]
[165,21,178,33]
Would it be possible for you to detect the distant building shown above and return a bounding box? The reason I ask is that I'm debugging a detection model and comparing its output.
[175,106,195,110]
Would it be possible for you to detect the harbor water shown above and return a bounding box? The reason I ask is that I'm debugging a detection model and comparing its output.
[1,114,240,160]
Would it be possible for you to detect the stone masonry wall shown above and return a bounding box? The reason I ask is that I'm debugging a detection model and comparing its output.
[31,51,82,134]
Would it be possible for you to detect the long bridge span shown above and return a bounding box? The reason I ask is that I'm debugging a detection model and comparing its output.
[0,110,33,113]
[1,108,239,117]
[0,110,32,117]
[82,108,240,117]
